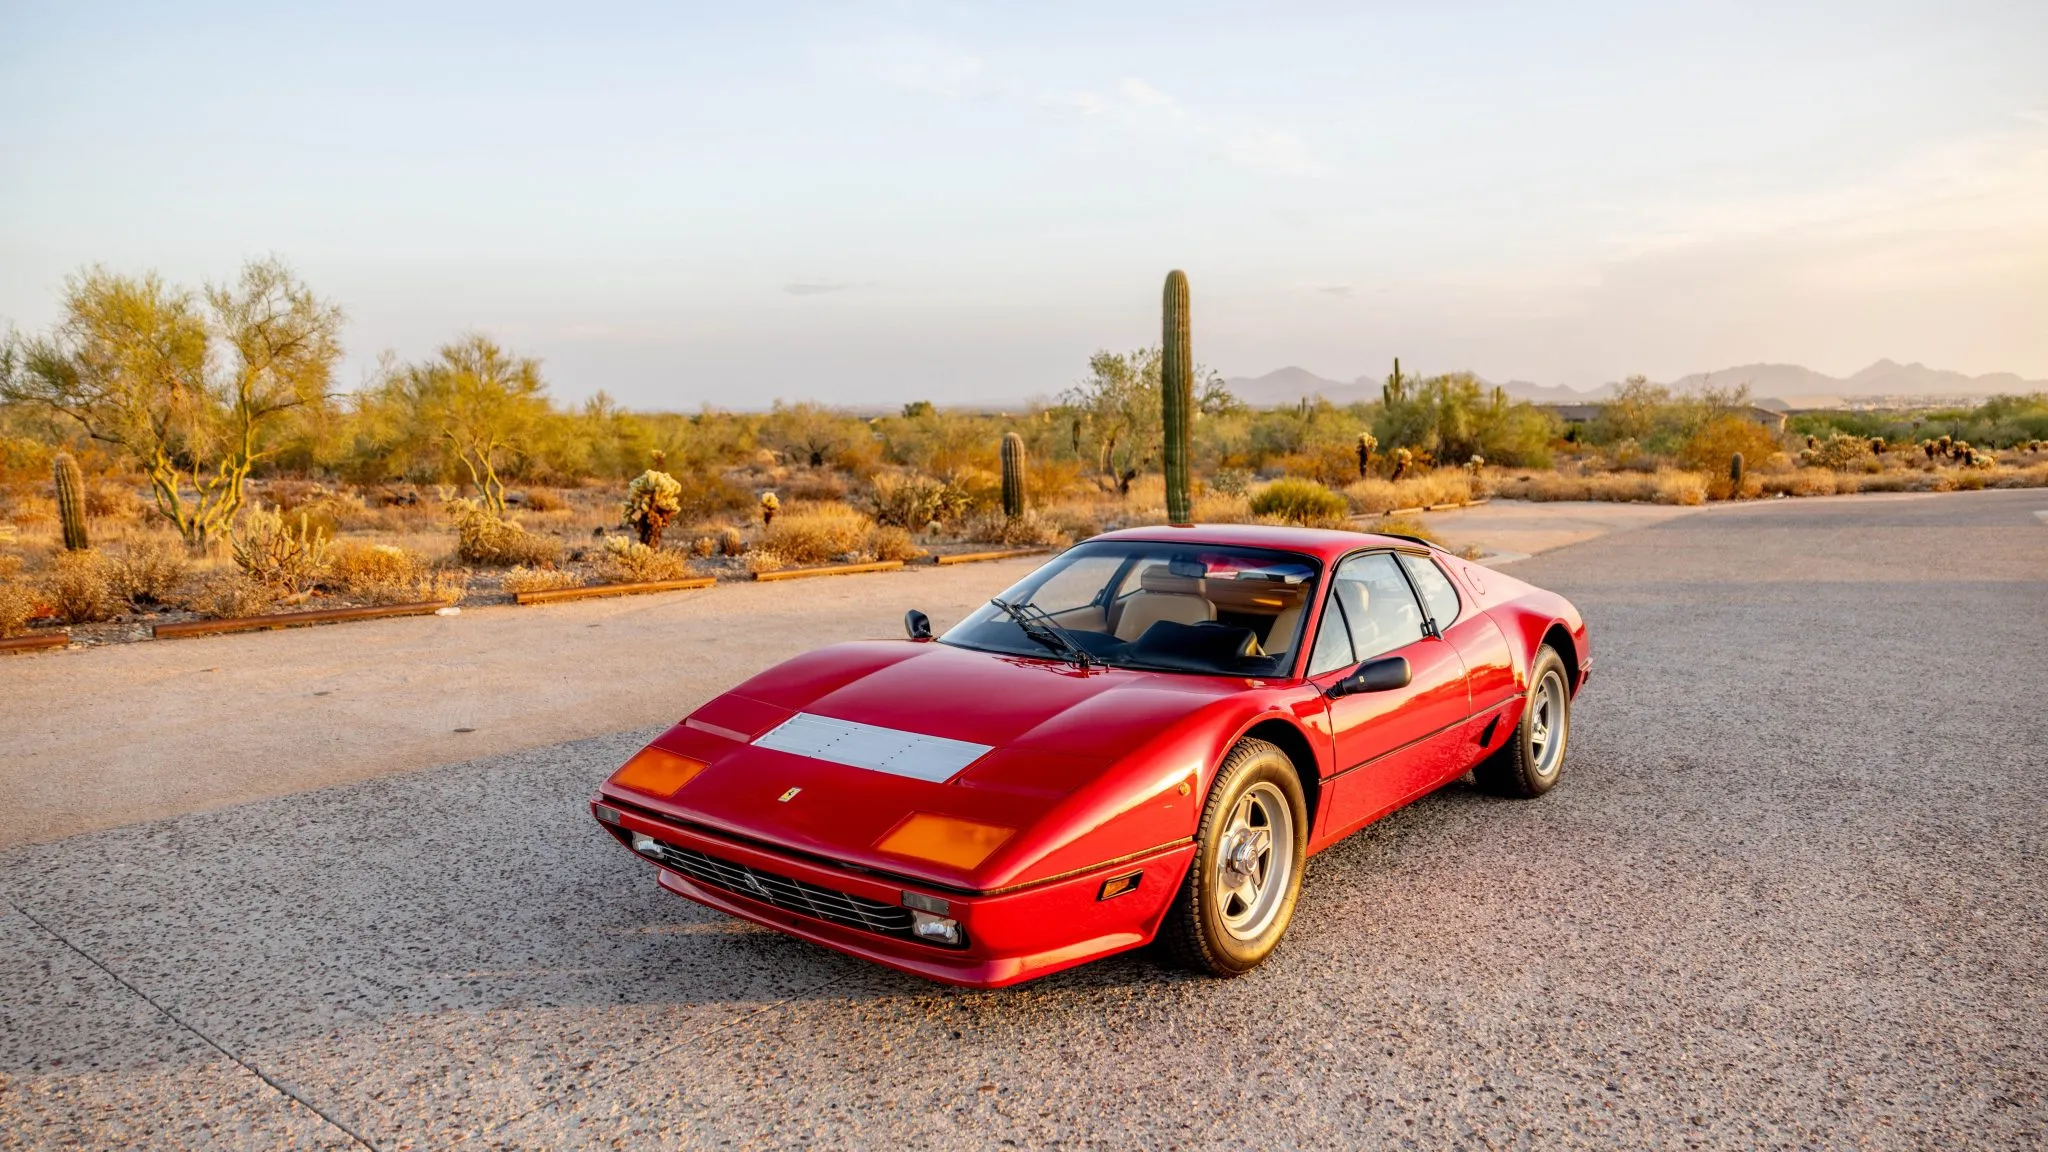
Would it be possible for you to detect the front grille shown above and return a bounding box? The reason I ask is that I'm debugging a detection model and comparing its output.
[642,839,915,938]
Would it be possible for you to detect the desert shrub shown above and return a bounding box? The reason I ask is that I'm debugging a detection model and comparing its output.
[1800,432,1872,471]
[1758,468,1837,498]
[595,538,698,583]
[1342,472,1473,515]
[1192,492,1252,523]
[867,472,973,528]
[1274,442,1362,487]
[1655,472,1708,506]
[781,468,849,502]
[866,524,926,562]
[759,503,875,565]
[502,566,585,595]
[0,575,37,636]
[1987,462,2048,489]
[1494,469,1706,505]
[449,498,562,566]
[1248,478,1349,527]
[109,535,191,605]
[231,507,332,594]
[673,471,754,524]
[1679,415,1784,477]
[181,570,280,618]
[1366,513,1440,544]
[521,488,571,512]
[745,548,789,575]
[326,541,465,604]
[688,535,717,557]
[44,550,121,623]
[84,477,145,521]
[955,510,1068,549]
[1210,468,1254,498]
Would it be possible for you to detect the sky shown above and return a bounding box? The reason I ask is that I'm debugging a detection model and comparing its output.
[2,0,2044,408]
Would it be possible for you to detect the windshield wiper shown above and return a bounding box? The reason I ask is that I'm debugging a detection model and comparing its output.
[989,597,1100,668]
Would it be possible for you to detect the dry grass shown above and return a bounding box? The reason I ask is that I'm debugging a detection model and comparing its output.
[0,576,36,636]
[594,538,698,583]
[44,550,121,623]
[1365,513,1440,543]
[502,566,585,595]
[955,511,1066,550]
[867,524,928,562]
[326,541,466,604]
[1342,472,1473,514]
[181,570,280,619]
[759,502,875,565]
[108,534,192,604]
[1493,470,1707,506]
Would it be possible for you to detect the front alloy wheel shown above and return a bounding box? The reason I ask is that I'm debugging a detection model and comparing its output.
[1161,738,1307,976]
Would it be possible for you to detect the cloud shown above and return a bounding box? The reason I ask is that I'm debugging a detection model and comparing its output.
[1117,77,1183,117]
[782,281,854,296]
[1314,285,1354,298]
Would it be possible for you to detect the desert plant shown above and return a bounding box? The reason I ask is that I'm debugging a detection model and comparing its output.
[502,566,584,595]
[1389,447,1413,481]
[1870,437,1887,455]
[1800,432,1872,471]
[448,498,561,566]
[52,452,88,551]
[595,537,697,583]
[326,541,463,604]
[1000,432,1028,519]
[0,568,38,636]
[43,550,120,623]
[716,525,746,556]
[623,466,683,547]
[867,472,972,528]
[1356,432,1377,477]
[760,491,780,527]
[231,507,330,595]
[1729,452,1745,495]
[1342,472,1473,515]
[866,524,926,562]
[109,535,191,604]
[181,570,279,618]
[1367,513,1439,544]
[1248,478,1349,527]
[1161,270,1194,526]
[758,502,874,565]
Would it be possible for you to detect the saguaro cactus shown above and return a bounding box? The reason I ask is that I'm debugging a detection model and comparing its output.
[52,452,89,551]
[1729,452,1745,496]
[1383,357,1406,406]
[1161,270,1194,526]
[1000,432,1028,519]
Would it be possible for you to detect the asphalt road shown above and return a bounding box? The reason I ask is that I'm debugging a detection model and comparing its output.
[4,490,2045,1150]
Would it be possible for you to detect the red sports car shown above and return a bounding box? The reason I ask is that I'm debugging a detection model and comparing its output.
[591,524,1589,988]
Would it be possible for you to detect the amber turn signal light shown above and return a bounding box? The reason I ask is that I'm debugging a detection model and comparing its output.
[608,746,709,798]
[1098,871,1142,901]
[874,813,1014,870]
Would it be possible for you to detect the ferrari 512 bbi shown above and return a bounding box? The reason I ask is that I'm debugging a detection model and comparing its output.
[590,524,1589,988]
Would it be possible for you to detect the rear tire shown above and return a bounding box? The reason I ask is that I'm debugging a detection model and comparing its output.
[1159,738,1308,976]
[1475,645,1571,798]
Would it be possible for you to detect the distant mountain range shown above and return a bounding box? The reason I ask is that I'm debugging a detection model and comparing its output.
[1224,359,2048,411]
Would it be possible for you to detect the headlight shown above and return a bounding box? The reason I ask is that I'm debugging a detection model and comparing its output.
[608,746,709,798]
[873,813,1014,870]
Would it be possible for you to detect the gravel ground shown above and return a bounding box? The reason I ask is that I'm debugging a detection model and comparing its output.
[2,489,2044,1150]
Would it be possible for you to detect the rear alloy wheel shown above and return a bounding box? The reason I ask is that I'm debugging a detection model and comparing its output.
[1476,644,1572,798]
[1160,738,1307,976]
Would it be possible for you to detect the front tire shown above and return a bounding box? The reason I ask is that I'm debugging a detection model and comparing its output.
[1160,739,1307,976]
[1476,644,1572,798]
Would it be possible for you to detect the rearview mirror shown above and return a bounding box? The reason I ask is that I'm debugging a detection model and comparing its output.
[904,609,934,641]
[1328,655,1411,698]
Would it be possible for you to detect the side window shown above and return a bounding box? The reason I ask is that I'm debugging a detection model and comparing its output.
[1306,595,1356,676]
[1331,552,1426,661]
[1397,554,1462,630]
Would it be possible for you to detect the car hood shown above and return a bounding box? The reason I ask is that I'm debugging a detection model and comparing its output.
[609,640,1248,888]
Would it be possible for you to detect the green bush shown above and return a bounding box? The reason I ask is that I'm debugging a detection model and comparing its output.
[1248,478,1349,527]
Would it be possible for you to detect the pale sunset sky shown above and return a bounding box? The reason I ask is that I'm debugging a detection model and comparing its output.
[2,0,2043,406]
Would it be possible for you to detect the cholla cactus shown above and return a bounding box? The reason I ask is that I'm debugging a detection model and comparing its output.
[760,491,780,528]
[623,468,683,548]
[1390,447,1412,482]
[1922,440,1937,460]
[1356,432,1378,477]
[1870,437,1887,455]
[1467,454,1485,472]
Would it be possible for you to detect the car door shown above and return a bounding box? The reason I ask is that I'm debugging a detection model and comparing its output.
[1397,551,1517,784]
[1306,551,1472,842]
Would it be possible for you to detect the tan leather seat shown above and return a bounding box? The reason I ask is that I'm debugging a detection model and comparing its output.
[1114,566,1215,640]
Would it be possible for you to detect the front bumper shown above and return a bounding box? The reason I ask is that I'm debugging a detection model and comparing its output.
[592,795,1193,989]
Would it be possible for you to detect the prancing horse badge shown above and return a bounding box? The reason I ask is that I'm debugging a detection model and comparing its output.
[776,787,802,803]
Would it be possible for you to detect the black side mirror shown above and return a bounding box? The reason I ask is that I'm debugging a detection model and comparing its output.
[1328,655,1411,698]
[904,609,934,641]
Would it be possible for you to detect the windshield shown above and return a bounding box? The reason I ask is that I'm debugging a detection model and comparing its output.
[941,541,1320,676]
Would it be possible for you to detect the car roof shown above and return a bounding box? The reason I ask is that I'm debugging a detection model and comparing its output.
[1088,522,1435,564]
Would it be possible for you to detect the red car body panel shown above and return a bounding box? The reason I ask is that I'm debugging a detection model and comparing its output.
[593,524,1589,988]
